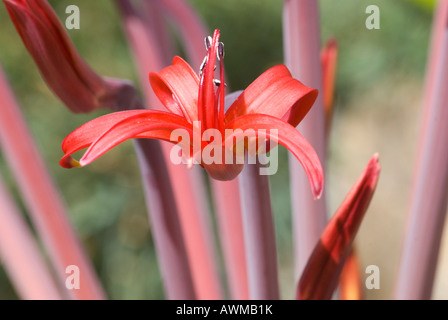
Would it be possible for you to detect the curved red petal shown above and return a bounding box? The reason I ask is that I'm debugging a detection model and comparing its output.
[60,110,192,167]
[297,154,380,300]
[224,65,318,127]
[149,56,199,122]
[61,110,153,155]
[78,111,193,166]
[225,114,324,198]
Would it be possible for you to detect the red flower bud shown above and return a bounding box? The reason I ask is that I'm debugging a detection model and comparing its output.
[4,0,121,113]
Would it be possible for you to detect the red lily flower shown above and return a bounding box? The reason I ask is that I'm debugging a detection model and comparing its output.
[3,0,123,113]
[60,29,324,198]
[297,154,380,299]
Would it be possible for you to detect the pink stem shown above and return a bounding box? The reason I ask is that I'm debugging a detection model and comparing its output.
[161,0,250,299]
[140,0,175,61]
[133,139,196,299]
[395,1,448,300]
[0,67,105,300]
[238,162,279,300]
[283,0,328,281]
[160,0,249,300]
[115,0,222,299]
[423,0,448,109]
[211,179,249,300]
[0,174,61,300]
[162,156,222,300]
[158,0,210,69]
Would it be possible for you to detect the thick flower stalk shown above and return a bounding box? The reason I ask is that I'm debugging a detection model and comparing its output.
[283,0,328,281]
[60,29,324,198]
[297,154,380,300]
[0,173,61,300]
[3,0,130,113]
[396,0,448,299]
[150,0,249,299]
[0,65,105,299]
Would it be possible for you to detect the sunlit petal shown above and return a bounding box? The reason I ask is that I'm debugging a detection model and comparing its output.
[225,65,317,127]
[225,114,324,198]
[149,56,199,122]
[60,110,192,167]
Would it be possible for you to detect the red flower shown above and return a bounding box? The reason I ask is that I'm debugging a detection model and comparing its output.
[3,0,122,113]
[60,29,324,198]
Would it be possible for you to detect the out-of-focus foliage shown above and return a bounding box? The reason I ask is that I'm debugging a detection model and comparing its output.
[0,0,433,299]
[408,0,436,12]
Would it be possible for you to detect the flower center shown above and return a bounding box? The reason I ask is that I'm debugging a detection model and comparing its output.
[197,29,226,135]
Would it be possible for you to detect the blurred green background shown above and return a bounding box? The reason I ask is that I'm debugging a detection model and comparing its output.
[0,0,444,299]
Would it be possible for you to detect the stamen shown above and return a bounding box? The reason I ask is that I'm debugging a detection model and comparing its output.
[218,56,226,133]
[199,56,207,76]
[217,42,225,60]
[205,36,212,51]
[213,79,227,87]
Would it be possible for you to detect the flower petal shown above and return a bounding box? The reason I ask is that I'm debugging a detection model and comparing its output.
[79,111,193,166]
[60,110,192,167]
[149,56,199,122]
[225,114,324,198]
[297,154,381,300]
[61,110,151,156]
[224,65,318,127]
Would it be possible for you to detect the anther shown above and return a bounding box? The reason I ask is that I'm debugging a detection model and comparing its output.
[199,56,207,76]
[205,36,212,51]
[213,79,227,87]
[217,42,225,60]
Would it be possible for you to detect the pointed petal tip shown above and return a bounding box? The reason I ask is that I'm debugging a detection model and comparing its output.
[3,0,25,19]
[371,152,380,165]
[313,160,325,200]
[313,179,324,200]
[59,156,82,169]
[2,0,17,8]
[327,37,338,49]
[368,153,381,179]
